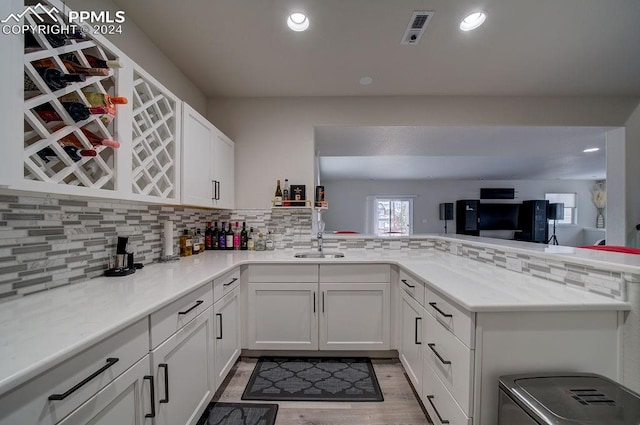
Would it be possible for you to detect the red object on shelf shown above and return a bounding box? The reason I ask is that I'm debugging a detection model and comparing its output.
[578,246,640,255]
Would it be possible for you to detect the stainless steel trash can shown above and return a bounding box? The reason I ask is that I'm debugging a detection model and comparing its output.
[498,372,640,424]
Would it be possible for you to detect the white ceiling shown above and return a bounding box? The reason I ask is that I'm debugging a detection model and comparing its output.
[316,126,608,180]
[113,0,640,98]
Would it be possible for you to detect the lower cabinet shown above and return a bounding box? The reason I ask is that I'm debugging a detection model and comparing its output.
[151,307,215,425]
[56,355,154,425]
[399,289,424,391]
[247,282,319,350]
[213,285,241,390]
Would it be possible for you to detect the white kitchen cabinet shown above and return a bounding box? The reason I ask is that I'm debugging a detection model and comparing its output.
[181,102,234,209]
[56,355,154,425]
[399,289,424,392]
[213,285,241,390]
[151,307,215,425]
[247,282,319,350]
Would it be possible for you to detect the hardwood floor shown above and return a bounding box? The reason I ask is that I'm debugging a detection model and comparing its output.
[211,358,432,425]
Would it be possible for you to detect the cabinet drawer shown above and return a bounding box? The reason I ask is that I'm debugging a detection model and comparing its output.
[213,268,240,302]
[424,285,475,348]
[320,264,390,283]
[399,269,425,306]
[248,264,318,282]
[150,283,214,349]
[0,320,148,425]
[422,360,471,425]
[424,309,474,416]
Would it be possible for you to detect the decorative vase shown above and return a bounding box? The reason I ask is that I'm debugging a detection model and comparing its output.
[596,208,605,229]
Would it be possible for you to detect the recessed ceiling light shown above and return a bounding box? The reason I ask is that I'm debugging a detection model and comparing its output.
[583,147,600,153]
[287,12,309,32]
[459,11,486,31]
[359,76,373,85]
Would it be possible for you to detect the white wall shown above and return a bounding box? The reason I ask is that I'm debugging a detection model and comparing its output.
[65,0,207,114]
[322,179,597,246]
[625,104,640,247]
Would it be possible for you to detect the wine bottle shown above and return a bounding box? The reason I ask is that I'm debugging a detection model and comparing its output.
[36,102,109,122]
[283,179,290,206]
[192,228,200,255]
[33,67,86,91]
[274,179,283,206]
[212,221,220,250]
[60,91,128,108]
[226,223,234,251]
[32,58,109,77]
[233,222,240,249]
[240,222,248,250]
[61,53,123,69]
[52,125,120,149]
[247,227,255,251]
[204,222,213,250]
[25,24,84,50]
[37,145,96,163]
[218,223,227,250]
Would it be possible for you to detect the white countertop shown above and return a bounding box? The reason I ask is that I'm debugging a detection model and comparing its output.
[0,249,630,397]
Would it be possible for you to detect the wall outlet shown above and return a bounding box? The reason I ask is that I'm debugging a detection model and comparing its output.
[506,257,522,272]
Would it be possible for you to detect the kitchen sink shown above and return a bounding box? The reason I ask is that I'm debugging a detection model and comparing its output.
[294,251,345,259]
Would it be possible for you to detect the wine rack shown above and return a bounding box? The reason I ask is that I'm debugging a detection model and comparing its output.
[22,3,120,191]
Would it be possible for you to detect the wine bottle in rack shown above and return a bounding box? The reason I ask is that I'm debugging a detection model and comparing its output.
[37,146,96,163]
[61,53,123,69]
[35,102,109,123]
[32,58,110,77]
[32,67,86,91]
[51,125,120,149]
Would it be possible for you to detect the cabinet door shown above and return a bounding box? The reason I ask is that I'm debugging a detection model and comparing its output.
[213,286,241,391]
[151,307,215,425]
[56,356,153,425]
[319,282,390,350]
[399,290,424,392]
[248,282,318,350]
[181,103,214,207]
[212,129,235,209]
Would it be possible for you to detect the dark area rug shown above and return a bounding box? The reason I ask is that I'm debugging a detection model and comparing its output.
[197,402,278,425]
[241,357,384,402]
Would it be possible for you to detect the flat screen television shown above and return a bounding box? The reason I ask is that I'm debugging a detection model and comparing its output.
[479,203,520,230]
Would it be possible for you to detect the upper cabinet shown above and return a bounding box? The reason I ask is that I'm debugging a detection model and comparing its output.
[0,0,186,205]
[181,103,235,209]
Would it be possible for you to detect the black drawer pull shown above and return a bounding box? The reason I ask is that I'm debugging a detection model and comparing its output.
[223,277,238,287]
[426,395,450,424]
[211,180,217,200]
[415,317,422,345]
[313,292,316,313]
[143,375,156,418]
[49,358,119,400]
[159,363,169,403]
[428,343,452,365]
[429,302,453,318]
[322,292,325,313]
[401,279,415,288]
[216,313,223,340]
[178,300,203,315]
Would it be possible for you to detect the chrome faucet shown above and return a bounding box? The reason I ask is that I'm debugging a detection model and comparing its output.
[317,231,323,253]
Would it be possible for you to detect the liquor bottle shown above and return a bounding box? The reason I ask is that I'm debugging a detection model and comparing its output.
[36,102,109,123]
[226,222,234,251]
[265,231,275,250]
[52,124,120,149]
[255,233,266,251]
[218,223,227,250]
[61,53,123,69]
[32,67,86,91]
[37,146,96,163]
[179,229,192,257]
[212,222,220,250]
[274,179,283,207]
[233,222,240,249]
[283,179,290,206]
[240,222,248,250]
[196,228,205,253]
[192,228,200,254]
[204,222,213,250]
[247,227,255,251]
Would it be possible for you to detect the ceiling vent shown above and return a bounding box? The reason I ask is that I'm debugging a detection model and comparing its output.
[401,11,434,45]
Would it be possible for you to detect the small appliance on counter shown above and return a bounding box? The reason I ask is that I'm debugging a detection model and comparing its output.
[498,372,640,424]
[105,236,142,277]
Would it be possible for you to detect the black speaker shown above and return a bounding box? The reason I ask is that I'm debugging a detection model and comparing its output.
[456,200,479,236]
[547,203,564,220]
[439,203,454,220]
[518,200,549,243]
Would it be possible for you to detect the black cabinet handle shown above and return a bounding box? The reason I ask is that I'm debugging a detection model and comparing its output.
[215,181,220,200]
[178,300,203,315]
[428,343,452,365]
[426,395,450,424]
[401,279,415,288]
[313,292,316,313]
[216,313,223,340]
[429,302,453,318]
[49,358,119,400]
[322,292,325,313]
[159,363,169,403]
[143,375,155,418]
[223,278,238,287]
[211,180,216,200]
[414,317,422,345]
